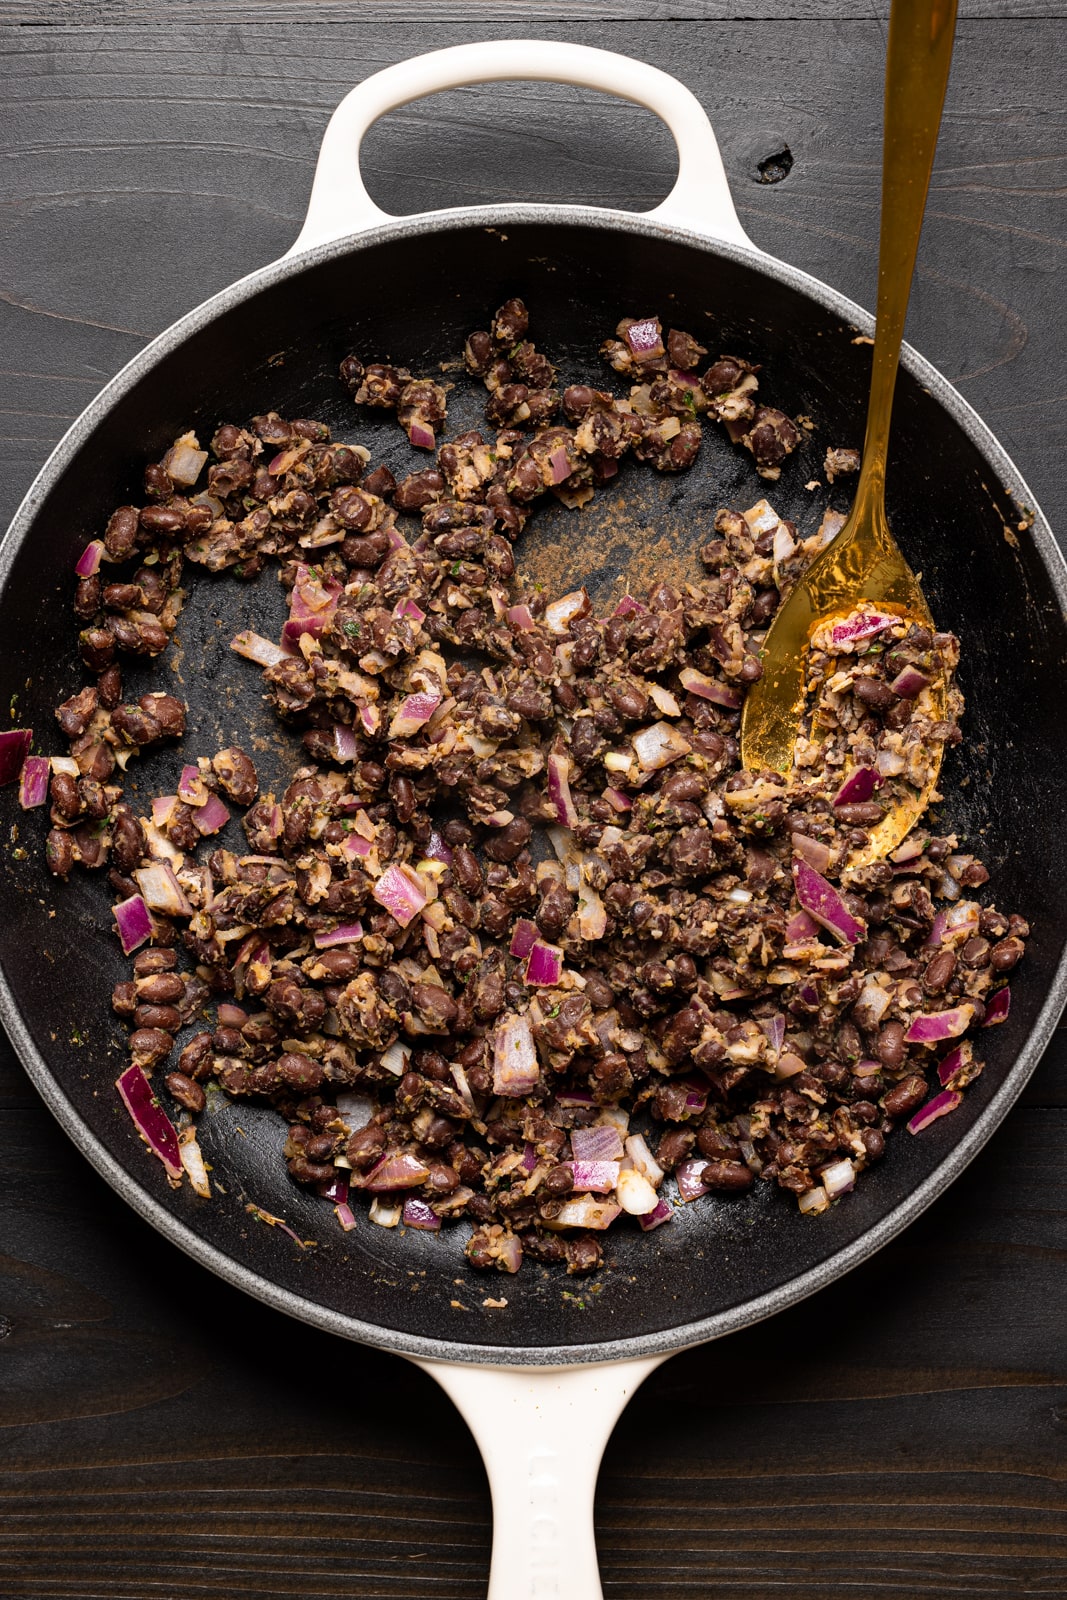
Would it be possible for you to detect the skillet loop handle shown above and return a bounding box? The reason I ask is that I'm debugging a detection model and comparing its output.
[288,40,756,256]
[411,1354,664,1600]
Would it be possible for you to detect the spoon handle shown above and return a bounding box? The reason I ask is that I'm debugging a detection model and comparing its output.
[853,0,959,527]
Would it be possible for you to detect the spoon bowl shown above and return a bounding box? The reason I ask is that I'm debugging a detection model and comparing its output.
[741,0,958,861]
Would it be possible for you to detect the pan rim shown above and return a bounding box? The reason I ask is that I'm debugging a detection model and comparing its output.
[2,201,1065,1367]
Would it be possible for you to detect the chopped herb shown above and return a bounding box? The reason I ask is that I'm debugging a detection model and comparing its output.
[342,619,361,639]
[450,561,463,577]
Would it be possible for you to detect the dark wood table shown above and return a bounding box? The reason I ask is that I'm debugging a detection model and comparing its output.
[2,4,1065,1596]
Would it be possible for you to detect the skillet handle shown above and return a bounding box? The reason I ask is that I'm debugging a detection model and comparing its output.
[410,1352,665,1599]
[288,40,756,256]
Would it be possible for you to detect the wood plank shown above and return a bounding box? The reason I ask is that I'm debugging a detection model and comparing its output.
[0,19,1063,539]
[2,1,1065,23]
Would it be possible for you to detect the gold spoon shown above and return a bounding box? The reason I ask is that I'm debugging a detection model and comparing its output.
[740,0,958,862]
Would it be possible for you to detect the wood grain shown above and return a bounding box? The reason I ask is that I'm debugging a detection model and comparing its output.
[0,8,1065,1598]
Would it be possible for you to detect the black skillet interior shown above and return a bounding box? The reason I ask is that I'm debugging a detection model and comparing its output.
[1,219,1064,1357]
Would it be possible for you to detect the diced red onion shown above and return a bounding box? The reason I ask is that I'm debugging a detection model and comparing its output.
[758,1014,786,1055]
[372,863,429,928]
[678,666,742,710]
[798,1185,830,1215]
[520,1142,539,1175]
[380,1042,410,1077]
[577,875,607,941]
[335,1091,375,1132]
[833,767,880,807]
[116,1063,183,1184]
[508,918,539,959]
[786,909,820,942]
[134,861,193,917]
[113,893,153,955]
[193,794,230,836]
[983,987,1011,1027]
[163,438,208,486]
[358,704,380,737]
[638,1194,674,1231]
[675,1159,710,1202]
[408,419,436,451]
[682,1078,708,1116]
[314,921,363,950]
[148,796,176,830]
[544,589,589,635]
[389,689,442,739]
[75,539,106,578]
[772,521,796,565]
[318,1173,349,1204]
[907,1089,963,1133]
[325,723,357,764]
[616,1165,659,1215]
[525,940,563,987]
[178,1130,211,1197]
[17,755,49,809]
[890,835,926,865]
[890,666,930,698]
[231,630,288,668]
[402,1197,442,1230]
[790,832,831,873]
[820,1157,855,1197]
[549,1196,621,1231]
[548,446,572,485]
[633,720,691,772]
[485,809,514,828]
[829,610,896,648]
[343,833,372,861]
[423,830,453,866]
[556,1087,595,1107]
[623,317,664,360]
[602,786,632,814]
[335,1202,357,1231]
[191,491,223,518]
[853,979,891,1030]
[0,729,32,786]
[547,751,579,827]
[492,1012,540,1097]
[905,1004,975,1045]
[368,1197,402,1228]
[571,1124,624,1163]
[792,857,865,945]
[648,684,681,717]
[506,604,535,632]
[450,1063,476,1115]
[798,980,820,1006]
[365,1151,430,1191]
[623,1134,663,1187]
[937,1043,969,1087]
[392,598,425,625]
[876,748,906,778]
[177,765,207,806]
[925,900,981,950]
[775,1051,809,1080]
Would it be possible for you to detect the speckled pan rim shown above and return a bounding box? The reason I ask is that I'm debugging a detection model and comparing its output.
[2,202,1065,1369]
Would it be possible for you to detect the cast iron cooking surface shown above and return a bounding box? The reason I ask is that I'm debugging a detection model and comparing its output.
[1,217,1064,1360]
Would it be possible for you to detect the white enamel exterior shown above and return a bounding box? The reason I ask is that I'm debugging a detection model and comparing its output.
[290,42,755,1596]
[413,1354,665,1599]
[287,38,759,256]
